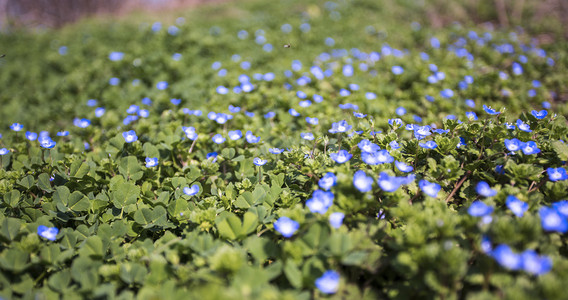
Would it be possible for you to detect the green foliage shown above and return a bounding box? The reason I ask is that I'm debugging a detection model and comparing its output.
[0,0,567,299]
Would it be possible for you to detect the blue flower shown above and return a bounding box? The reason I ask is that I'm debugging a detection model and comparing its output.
[395,107,406,116]
[183,127,198,140]
[419,180,441,198]
[531,110,547,119]
[25,131,38,141]
[353,170,374,192]
[10,123,23,132]
[365,92,376,100]
[86,99,97,106]
[253,158,267,166]
[330,150,352,164]
[547,167,567,181]
[377,172,402,192]
[392,66,404,75]
[389,141,401,149]
[468,201,494,217]
[465,99,475,107]
[73,118,91,128]
[40,138,57,149]
[170,98,181,106]
[480,236,492,253]
[306,190,334,214]
[315,270,340,294]
[539,206,568,232]
[504,138,524,152]
[329,120,352,134]
[388,118,403,129]
[483,105,500,115]
[274,216,299,238]
[414,125,432,136]
[228,105,240,113]
[419,141,437,149]
[183,184,200,196]
[395,161,413,172]
[440,89,454,98]
[492,244,522,270]
[264,112,275,119]
[504,123,515,130]
[301,132,315,141]
[353,112,367,118]
[269,148,285,154]
[0,148,9,155]
[506,195,528,217]
[289,108,300,117]
[299,100,312,108]
[37,225,59,241]
[245,131,261,143]
[476,181,497,197]
[95,107,106,117]
[319,172,337,191]
[138,109,149,118]
[516,119,532,132]
[228,130,242,141]
[552,200,568,218]
[145,157,158,168]
[206,152,218,162]
[521,250,552,275]
[465,112,478,121]
[156,81,168,90]
[521,141,540,155]
[495,165,505,175]
[329,212,345,229]
[109,52,124,61]
[357,139,380,153]
[512,62,523,75]
[122,130,138,143]
[109,77,120,85]
[306,117,319,125]
[212,134,225,144]
[141,97,152,105]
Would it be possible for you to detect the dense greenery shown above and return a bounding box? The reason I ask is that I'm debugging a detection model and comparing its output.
[1,0,567,299]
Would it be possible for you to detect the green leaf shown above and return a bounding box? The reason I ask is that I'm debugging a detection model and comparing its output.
[0,218,21,242]
[221,148,236,159]
[119,156,143,181]
[326,232,353,257]
[3,190,20,208]
[48,269,71,293]
[234,191,254,209]
[78,236,104,258]
[215,211,242,240]
[283,260,303,289]
[301,223,330,250]
[551,141,568,161]
[143,142,160,158]
[111,181,140,209]
[57,191,90,212]
[120,263,148,285]
[241,212,259,236]
[0,249,30,272]
[17,175,35,190]
[134,206,167,227]
[40,244,62,264]
[37,173,54,192]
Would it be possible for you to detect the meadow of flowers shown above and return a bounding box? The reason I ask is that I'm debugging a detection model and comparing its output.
[0,0,567,299]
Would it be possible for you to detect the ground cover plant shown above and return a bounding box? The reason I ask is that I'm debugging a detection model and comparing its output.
[1,0,568,299]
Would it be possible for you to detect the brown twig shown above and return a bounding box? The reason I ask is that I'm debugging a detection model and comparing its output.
[445,170,472,203]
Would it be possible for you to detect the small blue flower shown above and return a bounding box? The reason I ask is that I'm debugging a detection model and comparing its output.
[419,179,441,198]
[468,201,494,217]
[25,131,38,141]
[253,158,267,166]
[37,225,59,241]
[206,152,218,162]
[353,170,374,192]
[521,141,540,155]
[377,172,402,192]
[74,118,91,128]
[40,138,57,149]
[539,206,568,233]
[245,131,261,143]
[547,167,568,181]
[109,77,120,85]
[465,112,478,121]
[122,130,138,143]
[465,99,475,107]
[414,125,432,136]
[299,100,312,108]
[289,108,300,117]
[10,123,24,131]
[504,138,524,152]
[86,99,97,106]
[306,190,334,214]
[395,107,406,116]
[156,81,168,90]
[95,107,106,117]
[306,117,319,125]
[264,111,275,119]
[109,52,124,61]
[440,89,454,98]
[315,270,340,294]
[0,148,9,155]
[319,172,337,191]
[476,181,497,197]
[183,184,200,196]
[495,165,505,175]
[392,66,404,75]
[273,216,299,238]
[269,148,285,154]
[419,141,437,149]
[358,139,380,153]
[138,109,149,118]
[506,195,529,217]
[504,123,516,130]
[552,200,568,218]
[330,150,352,164]
[362,150,393,165]
[395,161,413,173]
[483,105,500,115]
[521,250,552,275]
[212,134,225,144]
[531,110,547,119]
[228,130,242,141]
[389,141,401,149]
[301,132,315,141]
[170,98,181,106]
[492,244,522,270]
[329,120,352,134]
[145,157,158,168]
[329,212,345,229]
[516,119,532,132]
[388,118,403,128]
[353,112,367,118]
[183,127,198,140]
[480,235,492,253]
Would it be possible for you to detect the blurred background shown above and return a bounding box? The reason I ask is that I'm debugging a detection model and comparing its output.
[0,0,566,41]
